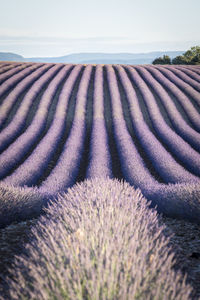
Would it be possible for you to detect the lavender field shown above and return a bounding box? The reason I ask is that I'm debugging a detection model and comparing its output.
[0,61,200,299]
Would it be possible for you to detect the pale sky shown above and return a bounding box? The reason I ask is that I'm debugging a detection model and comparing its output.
[0,0,200,57]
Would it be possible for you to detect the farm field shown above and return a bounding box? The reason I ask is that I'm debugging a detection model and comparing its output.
[0,61,200,299]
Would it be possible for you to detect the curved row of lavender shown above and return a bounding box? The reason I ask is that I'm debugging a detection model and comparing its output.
[0,65,59,152]
[0,62,200,227]
[156,65,200,107]
[135,66,200,151]
[0,62,24,79]
[126,66,200,176]
[0,62,38,98]
[39,65,92,195]
[86,65,112,179]
[5,178,192,300]
[174,66,200,83]
[0,64,68,178]
[0,62,31,83]
[145,66,200,131]
[0,63,54,152]
[0,63,51,129]
[4,65,82,187]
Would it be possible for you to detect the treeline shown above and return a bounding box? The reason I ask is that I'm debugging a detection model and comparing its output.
[152,46,200,65]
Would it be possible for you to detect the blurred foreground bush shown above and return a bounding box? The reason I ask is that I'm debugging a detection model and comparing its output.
[5,178,192,300]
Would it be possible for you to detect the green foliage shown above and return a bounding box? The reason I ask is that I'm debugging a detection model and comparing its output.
[153,46,200,65]
[184,46,200,62]
[171,55,189,65]
[152,55,171,65]
[172,46,200,65]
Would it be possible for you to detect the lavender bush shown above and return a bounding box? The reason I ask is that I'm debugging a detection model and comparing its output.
[40,65,92,196]
[3,65,82,186]
[143,182,200,224]
[126,66,200,177]
[87,65,112,178]
[145,66,200,131]
[0,63,55,152]
[0,64,70,179]
[0,63,200,227]
[5,178,192,300]
[0,63,37,98]
[111,65,199,184]
[0,63,50,129]
[135,66,200,151]
[0,182,43,227]
[174,65,200,83]
[186,66,200,74]
[0,63,23,80]
[165,65,200,91]
[0,63,28,85]
[156,66,200,107]
[106,65,157,187]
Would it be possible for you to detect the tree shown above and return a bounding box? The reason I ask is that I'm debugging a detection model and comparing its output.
[191,54,200,64]
[172,55,188,65]
[152,55,171,65]
[172,46,200,65]
[184,46,200,59]
[152,46,200,65]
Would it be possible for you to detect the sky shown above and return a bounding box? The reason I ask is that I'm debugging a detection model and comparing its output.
[0,0,200,57]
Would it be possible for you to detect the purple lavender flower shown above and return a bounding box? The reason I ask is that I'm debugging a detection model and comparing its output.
[156,65,200,107]
[6,178,193,300]
[135,65,200,151]
[0,62,38,98]
[145,66,200,131]
[40,65,92,196]
[3,65,82,186]
[126,65,200,177]
[0,64,71,179]
[0,63,51,129]
[87,65,112,179]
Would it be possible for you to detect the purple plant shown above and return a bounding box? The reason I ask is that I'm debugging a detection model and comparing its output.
[0,182,43,228]
[145,66,200,131]
[0,63,37,98]
[106,65,158,188]
[155,66,200,107]
[0,64,71,179]
[39,65,92,196]
[0,63,23,80]
[0,63,51,129]
[0,64,56,155]
[5,178,192,300]
[186,66,200,74]
[134,65,200,151]
[0,64,200,227]
[112,65,199,184]
[126,65,200,177]
[4,65,82,186]
[143,181,200,223]
[165,65,200,91]
[87,65,112,179]
[177,65,200,74]
[0,63,28,84]
[174,65,200,83]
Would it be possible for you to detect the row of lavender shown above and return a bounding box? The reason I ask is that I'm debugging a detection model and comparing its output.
[0,62,200,226]
[4,178,192,300]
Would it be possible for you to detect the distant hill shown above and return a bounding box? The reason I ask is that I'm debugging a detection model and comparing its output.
[0,52,25,62]
[0,51,184,64]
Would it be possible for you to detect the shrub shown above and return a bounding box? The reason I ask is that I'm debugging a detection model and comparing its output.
[152,55,171,65]
[6,178,192,300]
[0,183,44,228]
